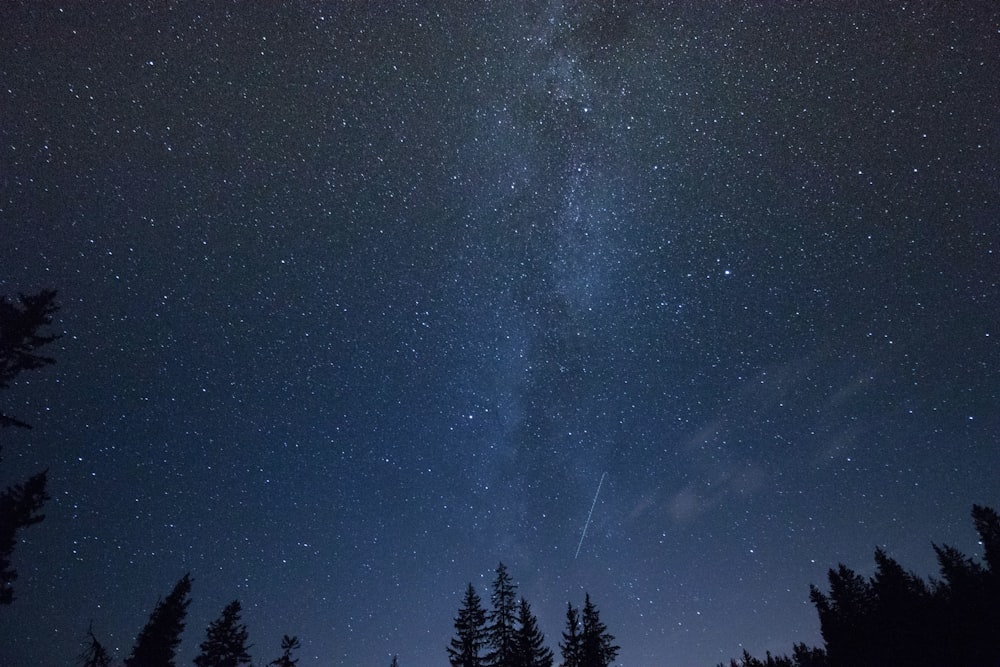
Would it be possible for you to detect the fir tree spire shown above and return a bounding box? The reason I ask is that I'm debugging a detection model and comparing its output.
[124,574,193,667]
[448,583,487,667]
[486,562,518,667]
[512,597,554,667]
[194,599,252,667]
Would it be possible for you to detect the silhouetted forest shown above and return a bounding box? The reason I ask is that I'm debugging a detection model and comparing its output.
[722,504,1000,667]
[3,290,999,666]
[447,562,619,667]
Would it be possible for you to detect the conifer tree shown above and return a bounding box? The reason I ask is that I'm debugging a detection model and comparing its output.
[0,289,59,605]
[972,504,1000,576]
[268,635,300,667]
[0,469,48,605]
[486,562,518,667]
[124,574,192,667]
[579,594,618,667]
[448,583,487,667]
[559,603,582,667]
[0,289,60,429]
[809,564,874,666]
[512,597,553,667]
[194,599,252,667]
[78,623,113,667]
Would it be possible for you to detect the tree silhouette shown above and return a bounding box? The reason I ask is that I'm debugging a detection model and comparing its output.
[722,649,795,667]
[268,635,301,667]
[512,597,554,667]
[124,573,192,667]
[869,547,934,666]
[728,504,1000,667]
[0,289,59,605]
[448,583,487,667]
[559,602,582,667]
[486,562,519,667]
[579,594,618,667]
[194,599,252,667]
[77,623,113,667]
[809,564,874,666]
[0,468,48,605]
[972,504,1000,575]
[0,289,60,429]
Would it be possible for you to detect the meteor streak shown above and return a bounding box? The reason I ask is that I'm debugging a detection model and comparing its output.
[574,472,606,559]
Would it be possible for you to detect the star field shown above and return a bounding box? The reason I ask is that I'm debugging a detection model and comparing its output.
[1,2,998,666]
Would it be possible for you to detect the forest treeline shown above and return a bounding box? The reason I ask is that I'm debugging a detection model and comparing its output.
[447,562,619,667]
[726,502,1000,667]
[3,289,1000,666]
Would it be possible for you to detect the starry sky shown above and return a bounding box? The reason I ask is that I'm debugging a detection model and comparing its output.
[2,2,998,666]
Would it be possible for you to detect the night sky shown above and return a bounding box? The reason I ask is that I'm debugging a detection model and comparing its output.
[2,2,999,666]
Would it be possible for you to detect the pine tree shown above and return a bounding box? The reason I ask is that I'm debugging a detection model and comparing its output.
[194,599,252,667]
[972,504,1000,576]
[809,564,875,666]
[0,289,60,428]
[486,562,518,667]
[512,597,553,667]
[448,583,487,667]
[579,594,619,667]
[124,574,193,667]
[0,289,59,605]
[0,468,48,605]
[78,623,113,667]
[268,635,300,667]
[559,603,582,667]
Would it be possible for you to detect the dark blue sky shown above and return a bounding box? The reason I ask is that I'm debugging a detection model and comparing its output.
[2,2,998,666]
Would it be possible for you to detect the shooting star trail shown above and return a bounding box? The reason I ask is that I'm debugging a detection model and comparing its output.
[574,472,606,559]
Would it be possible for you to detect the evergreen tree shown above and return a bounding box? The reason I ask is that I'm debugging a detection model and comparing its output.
[972,503,1000,576]
[559,603,582,667]
[448,583,487,667]
[0,468,48,604]
[486,562,518,667]
[0,289,59,605]
[869,547,934,666]
[78,623,113,667]
[124,573,193,667]
[808,565,874,667]
[718,644,829,667]
[0,289,60,429]
[788,643,827,667]
[721,649,793,667]
[579,594,618,667]
[268,635,300,667]
[512,597,553,667]
[194,599,252,667]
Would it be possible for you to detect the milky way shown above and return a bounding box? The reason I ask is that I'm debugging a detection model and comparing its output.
[1,3,998,666]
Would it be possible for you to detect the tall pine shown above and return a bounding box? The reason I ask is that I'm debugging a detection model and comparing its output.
[268,635,300,667]
[125,574,192,667]
[194,599,252,667]
[559,602,582,667]
[448,583,487,667]
[78,623,113,667]
[580,594,619,667]
[486,562,518,667]
[0,289,59,605]
[512,597,554,667]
